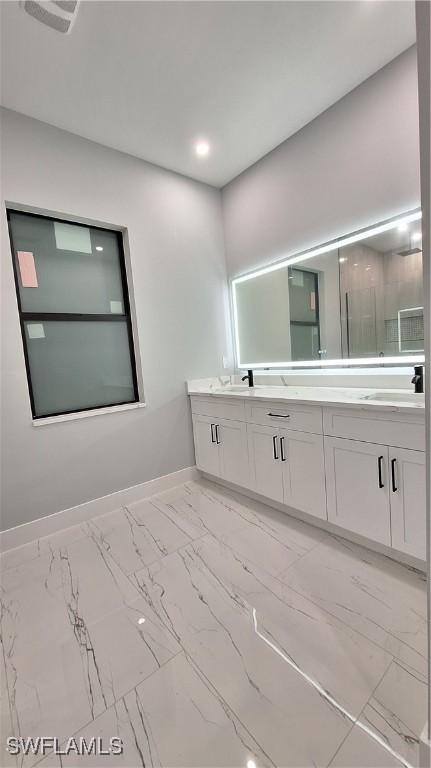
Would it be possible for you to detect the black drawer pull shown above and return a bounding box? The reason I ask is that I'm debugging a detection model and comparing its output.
[215,424,221,445]
[210,423,216,443]
[391,458,398,493]
[268,412,290,418]
[280,436,286,461]
[272,435,279,460]
[378,455,384,489]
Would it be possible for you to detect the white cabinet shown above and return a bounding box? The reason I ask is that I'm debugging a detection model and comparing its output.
[192,415,249,487]
[325,437,391,545]
[280,430,326,519]
[389,448,426,560]
[247,423,284,503]
[192,414,220,477]
[217,418,249,488]
[191,395,426,563]
[247,424,327,518]
[325,437,426,557]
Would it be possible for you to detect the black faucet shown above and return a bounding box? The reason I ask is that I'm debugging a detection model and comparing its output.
[411,365,424,394]
[241,369,254,388]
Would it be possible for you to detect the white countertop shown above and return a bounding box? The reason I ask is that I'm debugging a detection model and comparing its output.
[187,379,425,413]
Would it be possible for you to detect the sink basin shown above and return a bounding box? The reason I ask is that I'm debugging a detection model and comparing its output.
[219,385,251,392]
[362,391,425,404]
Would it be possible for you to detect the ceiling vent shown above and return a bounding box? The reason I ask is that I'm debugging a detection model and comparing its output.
[20,1,80,34]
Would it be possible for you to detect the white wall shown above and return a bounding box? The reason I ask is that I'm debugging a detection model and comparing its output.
[222,47,420,278]
[0,108,232,531]
[415,0,430,748]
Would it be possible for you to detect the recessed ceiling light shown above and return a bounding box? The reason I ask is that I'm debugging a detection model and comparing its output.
[412,232,422,242]
[397,223,408,233]
[338,257,347,263]
[96,246,103,251]
[195,140,210,158]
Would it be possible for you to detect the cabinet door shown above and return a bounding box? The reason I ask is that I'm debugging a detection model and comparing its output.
[218,418,249,488]
[280,430,327,519]
[325,437,391,545]
[192,414,220,477]
[247,423,283,503]
[389,448,426,560]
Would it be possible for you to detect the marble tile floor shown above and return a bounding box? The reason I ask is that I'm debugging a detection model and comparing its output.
[0,478,427,768]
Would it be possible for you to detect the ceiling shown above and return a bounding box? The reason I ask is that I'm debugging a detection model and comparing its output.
[1,1,416,187]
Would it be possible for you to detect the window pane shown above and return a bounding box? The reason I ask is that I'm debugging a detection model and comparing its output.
[10,212,125,315]
[288,268,318,323]
[291,324,320,361]
[24,320,136,417]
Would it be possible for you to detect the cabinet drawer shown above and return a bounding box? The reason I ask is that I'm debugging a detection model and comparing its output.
[323,408,425,451]
[190,395,245,422]
[245,400,323,434]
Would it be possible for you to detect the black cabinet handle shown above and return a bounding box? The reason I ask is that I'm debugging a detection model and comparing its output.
[280,436,286,461]
[378,455,384,488]
[391,458,398,492]
[272,435,279,460]
[268,412,290,418]
[210,423,216,443]
[215,424,221,445]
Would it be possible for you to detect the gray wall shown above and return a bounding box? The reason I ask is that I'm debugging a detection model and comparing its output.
[222,47,421,278]
[1,108,232,531]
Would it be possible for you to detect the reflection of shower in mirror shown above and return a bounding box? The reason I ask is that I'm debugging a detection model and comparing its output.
[232,209,424,368]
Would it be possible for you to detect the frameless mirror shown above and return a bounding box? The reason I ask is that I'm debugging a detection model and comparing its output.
[233,211,423,367]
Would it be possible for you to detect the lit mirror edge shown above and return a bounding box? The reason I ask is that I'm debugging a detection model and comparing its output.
[231,208,423,371]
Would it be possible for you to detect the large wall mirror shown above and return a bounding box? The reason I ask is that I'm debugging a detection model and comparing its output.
[232,210,423,368]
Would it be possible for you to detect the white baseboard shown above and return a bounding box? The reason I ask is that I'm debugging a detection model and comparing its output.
[0,466,199,554]
[201,471,426,573]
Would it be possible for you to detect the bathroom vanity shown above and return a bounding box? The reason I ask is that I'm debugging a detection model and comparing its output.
[188,381,426,565]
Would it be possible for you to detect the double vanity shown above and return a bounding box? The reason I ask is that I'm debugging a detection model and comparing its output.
[188,379,426,565]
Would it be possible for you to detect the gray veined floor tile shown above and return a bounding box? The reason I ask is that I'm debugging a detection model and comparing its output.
[358,660,428,768]
[0,524,88,574]
[210,479,331,553]
[223,521,312,577]
[329,723,407,768]
[86,499,191,575]
[0,533,180,767]
[279,536,427,677]
[1,596,180,768]
[158,479,261,538]
[132,546,354,767]
[37,652,277,768]
[1,529,141,628]
[173,479,328,578]
[1,479,427,768]
[1,645,17,768]
[182,535,393,719]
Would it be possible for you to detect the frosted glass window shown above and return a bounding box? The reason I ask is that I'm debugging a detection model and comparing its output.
[24,321,136,417]
[9,211,125,314]
[8,209,139,418]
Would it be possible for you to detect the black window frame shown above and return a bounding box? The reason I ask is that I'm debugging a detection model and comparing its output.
[7,208,140,420]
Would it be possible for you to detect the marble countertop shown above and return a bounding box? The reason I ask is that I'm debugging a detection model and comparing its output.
[187,378,425,413]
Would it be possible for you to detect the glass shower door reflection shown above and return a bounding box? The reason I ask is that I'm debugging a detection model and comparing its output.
[345,286,378,358]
